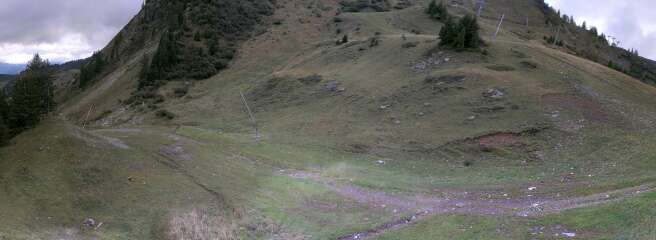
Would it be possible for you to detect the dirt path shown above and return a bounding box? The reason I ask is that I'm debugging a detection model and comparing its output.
[284,170,656,240]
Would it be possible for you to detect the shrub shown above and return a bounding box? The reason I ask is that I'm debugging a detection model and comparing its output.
[401,42,419,48]
[174,86,189,98]
[156,109,176,120]
[486,65,516,71]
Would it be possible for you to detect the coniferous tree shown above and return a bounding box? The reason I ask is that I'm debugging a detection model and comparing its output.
[0,89,8,145]
[9,54,55,131]
[438,16,456,45]
[439,14,482,50]
[79,52,107,88]
[426,0,448,21]
[145,31,179,88]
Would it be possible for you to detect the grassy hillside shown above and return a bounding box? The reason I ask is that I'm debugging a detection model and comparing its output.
[2,0,656,239]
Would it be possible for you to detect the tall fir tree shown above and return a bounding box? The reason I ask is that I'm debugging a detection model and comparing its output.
[0,89,8,145]
[9,54,55,131]
[426,0,448,21]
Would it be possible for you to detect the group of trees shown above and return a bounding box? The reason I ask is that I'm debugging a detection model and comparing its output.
[137,0,275,88]
[79,52,107,88]
[427,0,482,50]
[0,54,55,146]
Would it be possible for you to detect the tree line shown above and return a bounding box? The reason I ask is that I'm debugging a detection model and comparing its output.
[0,54,55,146]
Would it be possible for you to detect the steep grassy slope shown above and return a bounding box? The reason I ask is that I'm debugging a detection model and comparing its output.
[2,0,656,239]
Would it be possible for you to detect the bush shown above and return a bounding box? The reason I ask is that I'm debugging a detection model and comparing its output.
[156,109,176,120]
[339,0,391,12]
[174,86,189,98]
[486,65,516,71]
[401,42,419,48]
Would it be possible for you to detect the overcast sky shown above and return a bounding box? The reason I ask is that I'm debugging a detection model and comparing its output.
[0,1,655,65]
[545,0,656,60]
[0,0,141,64]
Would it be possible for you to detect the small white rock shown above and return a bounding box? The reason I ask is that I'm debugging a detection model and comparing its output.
[562,232,576,238]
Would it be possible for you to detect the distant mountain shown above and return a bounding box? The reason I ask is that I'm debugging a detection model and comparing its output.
[0,63,25,74]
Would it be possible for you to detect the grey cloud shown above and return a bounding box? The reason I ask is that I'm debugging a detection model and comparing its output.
[0,0,140,45]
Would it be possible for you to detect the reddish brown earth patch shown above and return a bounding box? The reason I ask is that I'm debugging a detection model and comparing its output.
[474,132,524,148]
[541,94,613,123]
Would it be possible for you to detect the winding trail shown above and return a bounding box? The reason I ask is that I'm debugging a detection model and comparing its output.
[283,170,656,240]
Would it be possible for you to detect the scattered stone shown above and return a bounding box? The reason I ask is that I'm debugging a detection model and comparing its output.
[324,80,340,92]
[423,102,431,107]
[380,105,390,110]
[484,88,505,99]
[376,160,386,165]
[467,115,476,121]
[418,112,425,116]
[528,187,537,191]
[562,232,576,238]
[444,57,451,62]
[393,120,401,125]
[83,218,96,227]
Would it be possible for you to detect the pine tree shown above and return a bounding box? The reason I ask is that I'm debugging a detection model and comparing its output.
[460,14,481,49]
[426,0,448,21]
[146,30,179,87]
[438,16,456,46]
[0,89,8,145]
[426,0,439,17]
[0,116,8,146]
[439,14,482,50]
[9,54,55,130]
[79,52,107,88]
[455,28,466,50]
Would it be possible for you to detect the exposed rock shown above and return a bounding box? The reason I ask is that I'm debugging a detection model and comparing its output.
[483,88,505,99]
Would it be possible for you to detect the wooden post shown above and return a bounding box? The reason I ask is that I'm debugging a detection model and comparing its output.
[493,14,505,39]
[83,105,94,129]
[239,91,260,141]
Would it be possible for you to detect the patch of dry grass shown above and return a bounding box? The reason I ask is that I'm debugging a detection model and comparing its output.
[168,209,237,240]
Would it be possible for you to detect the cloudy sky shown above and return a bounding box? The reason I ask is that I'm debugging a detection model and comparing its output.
[0,0,141,64]
[545,0,656,60]
[0,1,655,65]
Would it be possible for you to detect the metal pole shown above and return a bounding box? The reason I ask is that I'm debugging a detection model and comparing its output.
[239,91,259,141]
[493,14,505,39]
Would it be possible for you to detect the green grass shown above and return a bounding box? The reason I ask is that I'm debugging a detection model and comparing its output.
[4,1,656,239]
